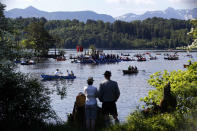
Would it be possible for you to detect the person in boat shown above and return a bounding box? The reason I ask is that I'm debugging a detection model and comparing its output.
[128,65,132,71]
[98,71,120,124]
[131,66,134,71]
[66,70,70,76]
[55,69,62,76]
[134,66,137,71]
[70,70,74,76]
[84,77,98,130]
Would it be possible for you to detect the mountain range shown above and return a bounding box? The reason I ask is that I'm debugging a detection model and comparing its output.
[4,6,115,22]
[4,6,197,22]
[116,7,197,22]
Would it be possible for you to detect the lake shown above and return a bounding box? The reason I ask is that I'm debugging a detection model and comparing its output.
[17,49,197,122]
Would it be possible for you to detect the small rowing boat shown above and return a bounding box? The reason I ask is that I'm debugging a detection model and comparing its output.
[41,75,76,80]
[137,57,146,61]
[56,57,66,61]
[21,60,35,65]
[122,70,138,74]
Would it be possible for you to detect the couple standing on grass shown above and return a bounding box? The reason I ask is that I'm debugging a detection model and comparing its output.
[84,71,120,130]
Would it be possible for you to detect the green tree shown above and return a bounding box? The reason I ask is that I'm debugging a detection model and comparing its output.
[0,3,56,130]
[25,21,53,56]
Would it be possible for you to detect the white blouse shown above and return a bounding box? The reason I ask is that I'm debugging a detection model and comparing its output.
[84,85,98,105]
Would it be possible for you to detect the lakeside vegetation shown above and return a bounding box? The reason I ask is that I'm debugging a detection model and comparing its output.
[8,14,193,51]
[1,2,197,131]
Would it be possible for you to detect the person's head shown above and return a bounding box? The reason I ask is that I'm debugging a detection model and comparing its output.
[164,82,171,97]
[56,69,59,71]
[87,77,94,85]
[103,71,111,80]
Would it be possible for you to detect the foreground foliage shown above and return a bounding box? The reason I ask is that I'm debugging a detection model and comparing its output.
[142,62,197,113]
[103,62,197,131]
[0,65,56,130]
[0,3,57,131]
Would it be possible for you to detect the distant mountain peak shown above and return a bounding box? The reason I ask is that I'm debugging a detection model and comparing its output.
[25,6,38,11]
[165,7,176,13]
[166,7,175,11]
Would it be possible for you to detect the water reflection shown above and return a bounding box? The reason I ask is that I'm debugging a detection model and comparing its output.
[42,79,74,100]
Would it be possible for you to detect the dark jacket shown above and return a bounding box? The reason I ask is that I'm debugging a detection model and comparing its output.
[98,80,120,102]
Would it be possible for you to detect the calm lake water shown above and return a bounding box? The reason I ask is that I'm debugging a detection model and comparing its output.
[17,50,197,122]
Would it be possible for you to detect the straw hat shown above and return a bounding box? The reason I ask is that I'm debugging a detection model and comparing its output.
[87,77,94,82]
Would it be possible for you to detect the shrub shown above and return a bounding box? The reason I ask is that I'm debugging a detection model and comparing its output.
[0,65,56,130]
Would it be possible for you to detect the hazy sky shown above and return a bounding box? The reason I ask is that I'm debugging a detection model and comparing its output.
[1,0,196,17]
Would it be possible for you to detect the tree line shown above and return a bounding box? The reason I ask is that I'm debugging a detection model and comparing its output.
[8,16,193,50]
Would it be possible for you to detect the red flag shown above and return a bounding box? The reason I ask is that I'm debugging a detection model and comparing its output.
[76,46,79,52]
[80,46,83,52]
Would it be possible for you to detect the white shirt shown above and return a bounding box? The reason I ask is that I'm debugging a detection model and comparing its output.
[84,85,98,105]
[55,71,61,76]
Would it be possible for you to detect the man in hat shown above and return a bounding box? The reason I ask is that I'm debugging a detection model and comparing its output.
[84,77,98,130]
[98,71,120,124]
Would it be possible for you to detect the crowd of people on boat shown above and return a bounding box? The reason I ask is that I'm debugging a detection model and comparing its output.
[128,65,138,71]
[77,52,120,61]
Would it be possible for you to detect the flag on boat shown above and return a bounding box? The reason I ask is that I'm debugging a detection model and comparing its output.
[80,46,83,52]
[76,45,80,52]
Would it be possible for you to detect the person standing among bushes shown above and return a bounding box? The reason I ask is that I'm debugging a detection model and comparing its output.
[84,77,98,130]
[98,71,120,124]
[160,82,177,112]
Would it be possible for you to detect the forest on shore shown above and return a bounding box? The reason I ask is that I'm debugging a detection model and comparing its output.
[9,16,192,50]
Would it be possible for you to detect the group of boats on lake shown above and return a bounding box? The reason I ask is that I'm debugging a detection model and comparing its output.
[14,49,194,80]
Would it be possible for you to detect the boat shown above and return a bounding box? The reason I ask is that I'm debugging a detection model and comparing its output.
[56,57,66,61]
[14,60,21,63]
[21,60,35,65]
[145,52,150,55]
[122,70,138,74]
[137,57,146,61]
[185,54,193,58]
[164,56,168,59]
[120,57,135,61]
[71,59,80,63]
[41,75,76,80]
[121,53,130,56]
[149,56,157,60]
[167,55,179,60]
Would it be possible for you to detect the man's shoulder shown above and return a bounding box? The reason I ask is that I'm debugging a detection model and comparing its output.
[109,80,118,84]
[100,80,107,85]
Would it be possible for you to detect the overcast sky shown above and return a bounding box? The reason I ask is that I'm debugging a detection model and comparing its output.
[1,0,196,17]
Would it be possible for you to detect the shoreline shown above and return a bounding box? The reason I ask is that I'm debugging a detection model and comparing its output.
[49,48,197,52]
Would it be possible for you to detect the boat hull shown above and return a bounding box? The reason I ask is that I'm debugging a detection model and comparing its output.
[41,75,76,80]
[122,70,138,74]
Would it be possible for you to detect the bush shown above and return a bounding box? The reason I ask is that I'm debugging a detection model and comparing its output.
[0,65,56,130]
[141,62,197,114]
